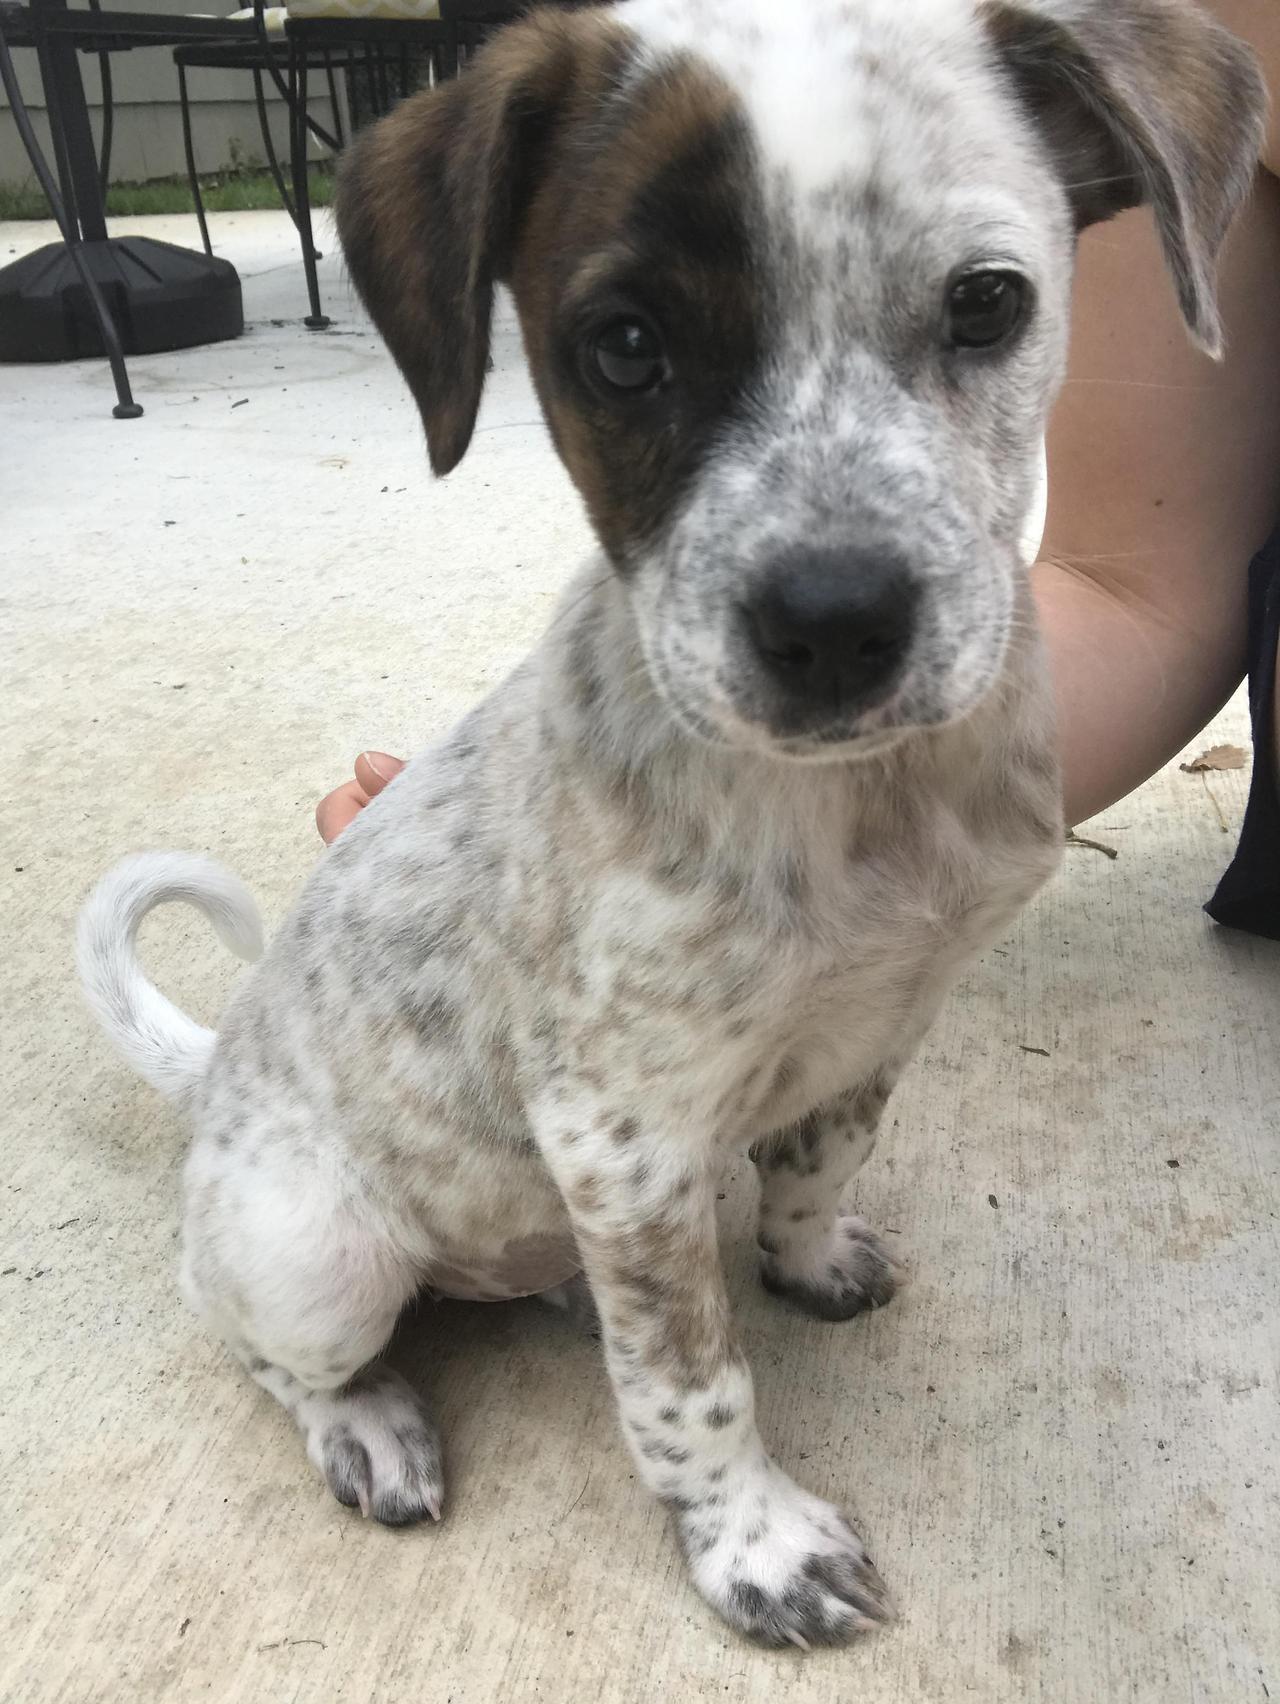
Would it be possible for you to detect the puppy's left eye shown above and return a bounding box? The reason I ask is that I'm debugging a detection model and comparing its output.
[945,270,1026,350]
[592,319,667,393]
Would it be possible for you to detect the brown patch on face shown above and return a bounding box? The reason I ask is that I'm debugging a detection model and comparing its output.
[338,6,769,532]
[512,59,767,566]
[336,11,635,474]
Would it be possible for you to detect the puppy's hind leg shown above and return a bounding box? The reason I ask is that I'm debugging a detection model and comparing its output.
[181,1136,443,1526]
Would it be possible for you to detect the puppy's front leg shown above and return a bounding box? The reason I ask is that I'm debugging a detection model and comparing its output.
[754,1073,906,1322]
[535,1096,888,1648]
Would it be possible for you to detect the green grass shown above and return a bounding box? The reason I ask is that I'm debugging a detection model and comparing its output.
[0,165,335,221]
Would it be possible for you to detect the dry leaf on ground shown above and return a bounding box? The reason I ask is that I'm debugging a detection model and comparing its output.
[1066,830,1120,859]
[1180,744,1249,774]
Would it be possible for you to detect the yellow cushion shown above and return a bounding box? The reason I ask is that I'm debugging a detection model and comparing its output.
[286,0,441,17]
[223,6,288,30]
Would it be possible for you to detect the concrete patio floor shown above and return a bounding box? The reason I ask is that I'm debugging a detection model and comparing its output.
[2,210,1277,1704]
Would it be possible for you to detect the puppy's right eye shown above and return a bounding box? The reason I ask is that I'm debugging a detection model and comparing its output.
[945,270,1026,350]
[591,319,667,393]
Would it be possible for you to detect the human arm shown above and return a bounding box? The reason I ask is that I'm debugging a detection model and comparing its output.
[1035,0,1280,825]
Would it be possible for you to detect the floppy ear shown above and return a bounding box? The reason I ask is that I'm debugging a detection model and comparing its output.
[980,0,1267,354]
[336,10,626,474]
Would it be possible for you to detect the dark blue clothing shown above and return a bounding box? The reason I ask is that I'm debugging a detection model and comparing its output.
[1206,525,1280,940]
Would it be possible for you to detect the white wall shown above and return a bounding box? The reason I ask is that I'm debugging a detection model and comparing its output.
[0,0,339,187]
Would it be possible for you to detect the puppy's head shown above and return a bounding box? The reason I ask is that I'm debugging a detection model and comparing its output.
[339,0,1264,759]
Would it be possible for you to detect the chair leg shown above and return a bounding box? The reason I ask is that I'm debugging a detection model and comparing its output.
[177,60,213,259]
[344,46,361,133]
[260,28,341,152]
[96,49,114,203]
[375,43,389,115]
[324,50,344,149]
[0,13,141,416]
[32,35,80,231]
[289,48,328,329]
[252,64,311,251]
[440,22,459,81]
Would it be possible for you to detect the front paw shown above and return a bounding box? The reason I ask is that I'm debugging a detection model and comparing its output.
[676,1465,890,1648]
[760,1216,904,1321]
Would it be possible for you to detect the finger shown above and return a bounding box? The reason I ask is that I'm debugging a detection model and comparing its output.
[316,778,371,845]
[354,751,406,799]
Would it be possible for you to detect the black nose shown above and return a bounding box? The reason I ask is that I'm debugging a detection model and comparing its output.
[741,548,918,712]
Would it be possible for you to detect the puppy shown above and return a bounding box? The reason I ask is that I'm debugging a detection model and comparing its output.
[78,0,1262,1649]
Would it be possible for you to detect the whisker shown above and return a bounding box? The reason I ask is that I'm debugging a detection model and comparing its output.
[617,663,662,705]
[1037,548,1162,562]
[1059,172,1138,193]
[548,573,613,632]
[1061,378,1210,392]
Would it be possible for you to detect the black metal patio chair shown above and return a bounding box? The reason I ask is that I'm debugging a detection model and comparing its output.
[0,0,257,412]
[171,0,514,329]
[0,0,561,413]
[172,10,349,316]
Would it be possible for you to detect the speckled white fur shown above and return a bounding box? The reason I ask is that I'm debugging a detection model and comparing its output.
[77,0,1262,1650]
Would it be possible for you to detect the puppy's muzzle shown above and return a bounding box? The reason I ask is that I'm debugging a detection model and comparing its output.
[737,547,920,731]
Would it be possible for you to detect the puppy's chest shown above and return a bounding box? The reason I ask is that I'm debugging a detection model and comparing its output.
[570,801,1046,1128]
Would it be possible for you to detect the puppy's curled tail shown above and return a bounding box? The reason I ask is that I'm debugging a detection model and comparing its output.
[76,852,263,1103]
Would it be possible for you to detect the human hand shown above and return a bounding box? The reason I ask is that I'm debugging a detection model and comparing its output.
[315,751,405,844]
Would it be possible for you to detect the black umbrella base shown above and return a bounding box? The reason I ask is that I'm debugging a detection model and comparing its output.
[0,236,243,362]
